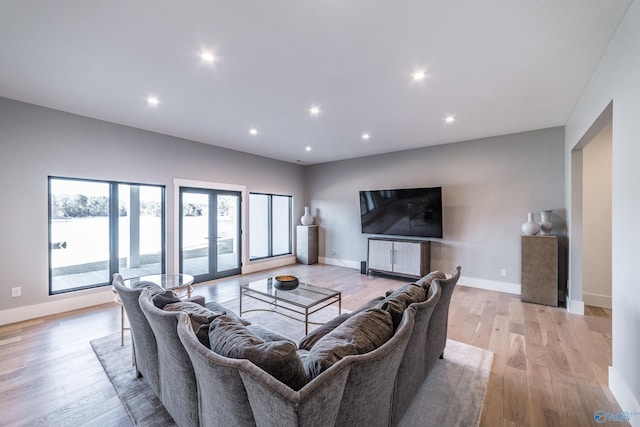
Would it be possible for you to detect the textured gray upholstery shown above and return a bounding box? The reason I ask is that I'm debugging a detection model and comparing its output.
[391,280,441,425]
[139,290,199,427]
[425,266,461,374]
[298,296,385,351]
[125,268,459,426]
[303,308,394,380]
[414,270,446,290]
[112,274,161,397]
[376,283,426,330]
[333,308,414,426]
[177,308,415,427]
[111,273,205,399]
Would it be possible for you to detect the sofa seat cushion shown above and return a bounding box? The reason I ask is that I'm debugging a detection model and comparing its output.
[209,315,307,390]
[376,284,426,329]
[164,301,225,346]
[303,308,393,380]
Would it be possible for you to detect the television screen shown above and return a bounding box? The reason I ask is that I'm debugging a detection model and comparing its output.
[359,187,443,238]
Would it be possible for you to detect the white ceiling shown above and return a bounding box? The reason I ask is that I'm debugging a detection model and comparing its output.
[0,1,632,164]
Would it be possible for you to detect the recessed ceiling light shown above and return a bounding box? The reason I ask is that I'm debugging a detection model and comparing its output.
[249,128,258,136]
[309,106,321,116]
[413,71,427,81]
[305,146,312,152]
[445,115,456,123]
[362,133,371,140]
[200,52,215,62]
[147,96,160,106]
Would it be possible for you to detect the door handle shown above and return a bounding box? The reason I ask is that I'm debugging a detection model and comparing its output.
[51,241,67,250]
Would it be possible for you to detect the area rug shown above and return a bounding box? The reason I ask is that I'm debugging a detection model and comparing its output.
[91,306,493,427]
[398,339,493,427]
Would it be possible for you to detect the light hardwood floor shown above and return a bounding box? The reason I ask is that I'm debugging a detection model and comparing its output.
[0,264,626,426]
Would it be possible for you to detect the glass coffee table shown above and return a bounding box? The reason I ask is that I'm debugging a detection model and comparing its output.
[240,278,341,334]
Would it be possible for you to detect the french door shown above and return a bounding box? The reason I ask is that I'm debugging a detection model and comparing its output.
[179,187,241,283]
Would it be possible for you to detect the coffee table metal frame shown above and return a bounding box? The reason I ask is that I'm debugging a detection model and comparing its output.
[240,278,341,334]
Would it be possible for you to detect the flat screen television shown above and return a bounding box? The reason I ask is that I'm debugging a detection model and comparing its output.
[359,187,443,238]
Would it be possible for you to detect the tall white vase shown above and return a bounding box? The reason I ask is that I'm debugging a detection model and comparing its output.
[521,212,540,235]
[301,206,314,226]
[539,210,553,235]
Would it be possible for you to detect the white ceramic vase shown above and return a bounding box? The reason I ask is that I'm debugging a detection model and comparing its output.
[521,212,540,235]
[301,206,314,226]
[539,210,553,235]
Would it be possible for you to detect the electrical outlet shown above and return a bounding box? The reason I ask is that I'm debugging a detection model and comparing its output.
[500,269,507,277]
[11,287,21,297]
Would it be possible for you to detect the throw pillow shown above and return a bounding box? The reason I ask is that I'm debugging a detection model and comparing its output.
[209,315,307,390]
[151,290,182,309]
[204,301,251,326]
[298,313,352,351]
[164,301,224,346]
[416,270,446,290]
[376,298,406,331]
[303,308,393,380]
[131,280,164,294]
[376,283,426,329]
[247,324,296,345]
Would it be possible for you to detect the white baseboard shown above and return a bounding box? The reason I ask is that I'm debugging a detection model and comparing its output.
[566,297,585,314]
[0,289,114,326]
[243,255,297,274]
[319,259,522,296]
[319,256,360,270]
[458,276,521,295]
[583,292,612,309]
[609,366,640,427]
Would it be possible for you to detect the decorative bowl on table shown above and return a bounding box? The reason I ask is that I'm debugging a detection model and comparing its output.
[274,275,299,290]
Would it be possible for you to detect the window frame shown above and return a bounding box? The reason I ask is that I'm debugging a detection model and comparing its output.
[48,176,166,295]
[249,192,292,261]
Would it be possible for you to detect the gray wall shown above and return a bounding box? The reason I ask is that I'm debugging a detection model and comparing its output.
[305,127,565,291]
[0,98,305,315]
[565,1,640,415]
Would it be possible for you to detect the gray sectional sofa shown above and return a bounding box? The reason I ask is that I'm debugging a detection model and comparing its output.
[112,275,205,398]
[113,266,461,427]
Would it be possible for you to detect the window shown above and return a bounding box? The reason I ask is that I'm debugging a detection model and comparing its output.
[48,177,165,294]
[249,193,292,260]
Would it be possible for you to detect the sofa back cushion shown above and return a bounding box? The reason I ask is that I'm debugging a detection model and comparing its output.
[209,315,307,390]
[164,301,224,346]
[298,313,352,351]
[204,301,251,326]
[152,290,182,308]
[130,280,182,308]
[376,283,426,329]
[298,295,385,351]
[303,308,393,380]
[415,270,446,291]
